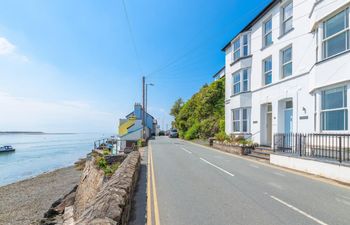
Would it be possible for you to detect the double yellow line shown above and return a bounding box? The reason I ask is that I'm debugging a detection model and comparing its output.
[147,145,161,225]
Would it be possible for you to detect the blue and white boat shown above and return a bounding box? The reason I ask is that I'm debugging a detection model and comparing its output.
[0,145,15,152]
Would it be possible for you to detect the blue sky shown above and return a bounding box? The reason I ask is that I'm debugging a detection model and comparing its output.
[0,0,270,133]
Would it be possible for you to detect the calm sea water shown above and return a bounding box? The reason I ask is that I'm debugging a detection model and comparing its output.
[0,133,111,186]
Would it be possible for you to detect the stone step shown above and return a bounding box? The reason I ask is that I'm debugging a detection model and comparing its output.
[248,152,270,160]
[254,146,274,153]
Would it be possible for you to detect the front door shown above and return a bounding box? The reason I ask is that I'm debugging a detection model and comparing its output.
[266,104,272,146]
[284,101,293,147]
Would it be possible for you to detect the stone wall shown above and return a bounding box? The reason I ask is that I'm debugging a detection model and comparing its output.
[75,151,140,224]
[213,141,250,155]
[73,157,106,219]
[40,151,140,225]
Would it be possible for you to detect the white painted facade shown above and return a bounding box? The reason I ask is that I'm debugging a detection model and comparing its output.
[224,0,350,146]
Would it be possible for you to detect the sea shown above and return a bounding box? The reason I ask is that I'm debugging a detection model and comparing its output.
[0,133,111,186]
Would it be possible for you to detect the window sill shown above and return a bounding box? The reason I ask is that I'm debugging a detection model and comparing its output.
[316,49,350,65]
[230,91,251,98]
[260,42,273,51]
[278,27,294,39]
[230,55,252,67]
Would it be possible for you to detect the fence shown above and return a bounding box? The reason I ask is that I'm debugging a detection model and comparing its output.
[274,133,350,163]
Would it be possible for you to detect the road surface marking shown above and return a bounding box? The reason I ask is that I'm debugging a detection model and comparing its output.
[150,148,161,225]
[273,172,285,177]
[270,195,328,225]
[249,164,259,168]
[200,157,235,177]
[335,197,350,206]
[185,140,350,190]
[147,148,152,225]
[181,147,192,154]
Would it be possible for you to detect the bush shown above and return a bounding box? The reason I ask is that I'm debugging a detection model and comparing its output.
[184,123,200,140]
[95,156,120,176]
[215,131,229,142]
[103,149,111,155]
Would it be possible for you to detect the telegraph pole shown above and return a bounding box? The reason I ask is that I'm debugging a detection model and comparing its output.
[142,76,146,140]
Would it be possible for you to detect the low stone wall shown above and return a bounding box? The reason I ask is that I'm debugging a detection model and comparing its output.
[40,151,140,225]
[213,141,251,156]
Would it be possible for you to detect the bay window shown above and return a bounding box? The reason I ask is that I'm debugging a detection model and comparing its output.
[232,33,250,62]
[232,68,250,95]
[232,108,251,133]
[322,9,349,59]
[282,2,293,35]
[321,86,348,131]
[263,57,272,85]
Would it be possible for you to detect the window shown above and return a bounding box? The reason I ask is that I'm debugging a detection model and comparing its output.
[282,2,293,35]
[263,18,273,47]
[232,33,250,62]
[243,34,249,56]
[281,46,292,77]
[232,108,250,133]
[232,68,250,95]
[242,108,248,132]
[233,109,240,132]
[243,69,249,92]
[233,72,241,94]
[233,39,240,61]
[263,57,272,85]
[321,86,348,131]
[323,9,349,59]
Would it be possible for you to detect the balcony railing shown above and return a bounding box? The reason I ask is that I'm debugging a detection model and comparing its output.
[273,133,350,163]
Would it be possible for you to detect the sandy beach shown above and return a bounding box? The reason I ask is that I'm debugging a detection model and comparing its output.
[0,166,82,225]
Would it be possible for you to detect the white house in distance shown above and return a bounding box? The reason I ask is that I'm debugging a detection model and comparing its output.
[223,0,350,146]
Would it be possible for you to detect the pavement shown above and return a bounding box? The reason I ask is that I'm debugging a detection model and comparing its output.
[146,136,350,225]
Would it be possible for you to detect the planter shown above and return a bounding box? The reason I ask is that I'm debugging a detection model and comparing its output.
[213,141,252,156]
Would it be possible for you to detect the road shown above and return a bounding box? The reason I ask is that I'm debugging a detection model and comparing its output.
[147,136,350,225]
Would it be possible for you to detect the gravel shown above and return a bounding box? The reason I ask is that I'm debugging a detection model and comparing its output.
[0,166,82,225]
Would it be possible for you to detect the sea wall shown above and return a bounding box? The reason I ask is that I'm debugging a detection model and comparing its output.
[40,151,140,225]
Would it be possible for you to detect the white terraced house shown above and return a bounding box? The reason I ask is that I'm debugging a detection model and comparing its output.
[223,0,350,147]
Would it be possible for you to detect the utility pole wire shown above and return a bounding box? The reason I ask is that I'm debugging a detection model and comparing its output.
[122,0,143,74]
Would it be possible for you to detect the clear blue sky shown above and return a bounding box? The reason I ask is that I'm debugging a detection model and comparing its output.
[0,0,271,133]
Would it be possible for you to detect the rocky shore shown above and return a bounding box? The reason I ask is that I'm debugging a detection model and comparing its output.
[0,166,82,225]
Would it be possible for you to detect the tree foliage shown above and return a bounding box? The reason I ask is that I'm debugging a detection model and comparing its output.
[172,79,225,140]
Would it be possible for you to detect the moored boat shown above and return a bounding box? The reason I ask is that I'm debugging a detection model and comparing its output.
[0,145,15,152]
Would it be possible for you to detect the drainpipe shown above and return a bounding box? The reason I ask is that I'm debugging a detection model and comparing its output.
[296,87,302,134]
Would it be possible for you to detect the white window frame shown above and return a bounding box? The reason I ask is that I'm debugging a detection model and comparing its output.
[281,45,293,78]
[232,68,250,95]
[232,109,240,132]
[233,39,241,62]
[281,1,293,35]
[233,72,241,95]
[263,17,273,47]
[232,108,251,133]
[320,86,348,131]
[322,8,350,59]
[263,56,272,86]
[231,33,250,62]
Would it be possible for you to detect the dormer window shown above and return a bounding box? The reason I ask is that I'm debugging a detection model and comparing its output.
[232,33,250,62]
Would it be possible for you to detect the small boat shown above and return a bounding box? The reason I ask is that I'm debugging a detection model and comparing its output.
[0,145,15,152]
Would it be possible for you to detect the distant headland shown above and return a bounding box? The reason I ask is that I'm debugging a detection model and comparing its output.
[0,131,75,135]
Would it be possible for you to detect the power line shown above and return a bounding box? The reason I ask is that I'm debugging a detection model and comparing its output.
[147,0,272,78]
[121,0,143,74]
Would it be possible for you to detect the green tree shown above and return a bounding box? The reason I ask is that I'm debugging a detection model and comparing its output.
[170,98,184,118]
[172,79,225,140]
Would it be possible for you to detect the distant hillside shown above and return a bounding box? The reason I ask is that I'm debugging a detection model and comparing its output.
[0,131,45,135]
